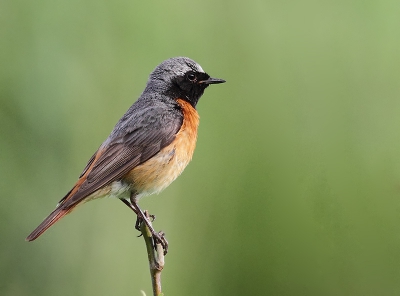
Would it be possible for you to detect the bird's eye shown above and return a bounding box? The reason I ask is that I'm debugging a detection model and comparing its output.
[187,72,196,82]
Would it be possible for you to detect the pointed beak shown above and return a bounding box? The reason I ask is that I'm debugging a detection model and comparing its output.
[199,77,226,85]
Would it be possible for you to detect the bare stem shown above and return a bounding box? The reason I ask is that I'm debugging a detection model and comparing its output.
[140,211,165,296]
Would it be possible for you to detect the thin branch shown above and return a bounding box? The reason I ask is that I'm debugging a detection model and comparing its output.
[140,210,165,296]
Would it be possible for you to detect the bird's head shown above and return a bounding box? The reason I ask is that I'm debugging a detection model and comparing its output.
[146,57,225,107]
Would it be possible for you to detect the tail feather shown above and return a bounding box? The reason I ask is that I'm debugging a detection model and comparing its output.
[26,206,72,241]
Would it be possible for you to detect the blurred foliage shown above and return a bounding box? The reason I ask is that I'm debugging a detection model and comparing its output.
[2,0,400,295]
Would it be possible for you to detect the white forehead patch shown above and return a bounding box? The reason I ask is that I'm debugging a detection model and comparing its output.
[151,57,206,79]
[195,63,204,73]
[181,57,205,73]
[174,62,204,76]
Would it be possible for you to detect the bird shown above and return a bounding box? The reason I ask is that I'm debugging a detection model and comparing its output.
[26,57,225,253]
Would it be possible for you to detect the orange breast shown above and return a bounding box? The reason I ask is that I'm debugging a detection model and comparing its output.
[126,99,200,199]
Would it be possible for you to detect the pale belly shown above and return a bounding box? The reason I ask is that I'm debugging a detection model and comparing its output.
[86,143,194,202]
[125,131,197,199]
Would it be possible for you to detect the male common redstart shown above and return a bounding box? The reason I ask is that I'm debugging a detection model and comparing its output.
[26,57,225,251]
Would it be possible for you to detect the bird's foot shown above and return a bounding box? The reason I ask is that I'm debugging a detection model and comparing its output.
[135,213,168,255]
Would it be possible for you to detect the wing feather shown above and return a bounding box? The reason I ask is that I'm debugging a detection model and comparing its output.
[60,101,183,208]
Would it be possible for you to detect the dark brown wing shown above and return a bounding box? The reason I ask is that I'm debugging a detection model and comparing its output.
[26,99,183,242]
[60,100,183,208]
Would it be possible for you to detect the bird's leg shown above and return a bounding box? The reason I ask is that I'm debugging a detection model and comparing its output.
[120,198,142,231]
[130,197,169,255]
[120,196,168,255]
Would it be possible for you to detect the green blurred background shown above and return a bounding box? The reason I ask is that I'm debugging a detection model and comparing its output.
[2,0,400,295]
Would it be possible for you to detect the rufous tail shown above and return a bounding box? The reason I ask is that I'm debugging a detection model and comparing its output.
[26,206,72,241]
